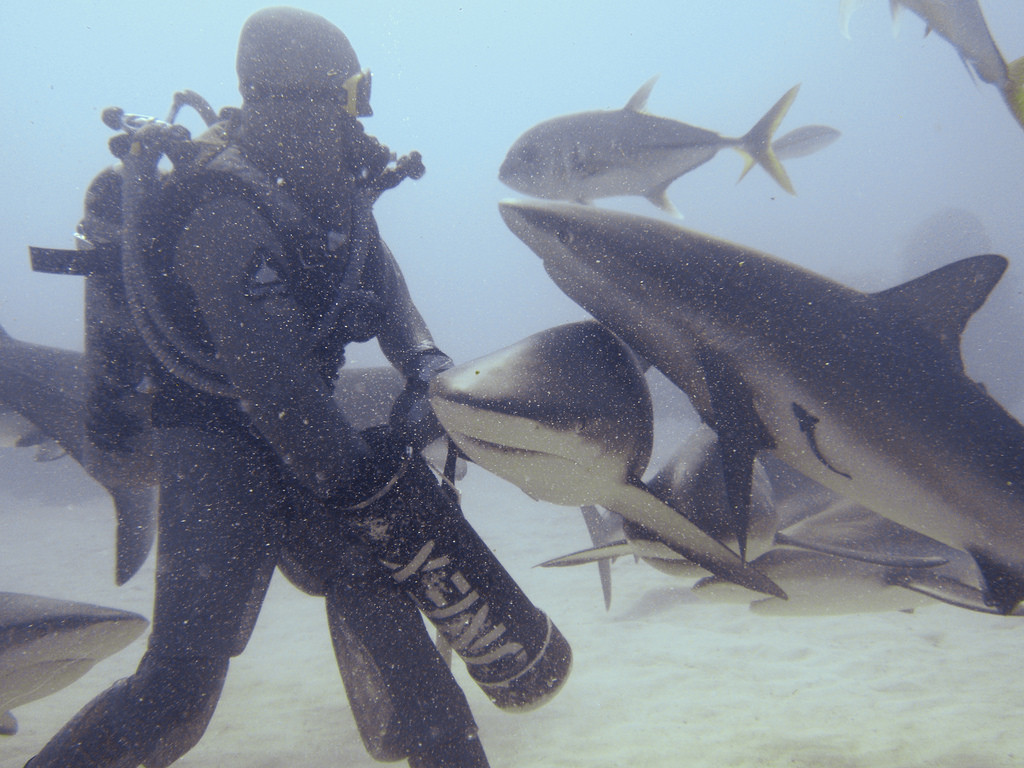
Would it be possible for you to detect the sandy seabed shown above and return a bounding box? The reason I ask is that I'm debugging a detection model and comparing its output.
[1,457,1021,768]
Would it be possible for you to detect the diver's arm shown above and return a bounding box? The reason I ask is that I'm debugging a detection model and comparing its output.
[370,237,452,448]
[173,195,371,498]
[372,238,451,378]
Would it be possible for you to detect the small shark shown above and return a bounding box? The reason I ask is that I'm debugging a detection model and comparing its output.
[499,78,803,215]
[841,0,1024,131]
[0,324,460,584]
[694,547,944,616]
[0,592,147,735]
[429,320,784,599]
[696,483,1006,616]
[499,199,1024,614]
[545,425,994,616]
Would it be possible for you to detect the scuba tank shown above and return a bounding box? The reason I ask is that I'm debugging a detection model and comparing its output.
[30,163,156,480]
[341,436,572,711]
[29,91,228,476]
[78,167,155,467]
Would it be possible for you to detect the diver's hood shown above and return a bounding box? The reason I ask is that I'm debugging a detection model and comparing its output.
[236,6,369,115]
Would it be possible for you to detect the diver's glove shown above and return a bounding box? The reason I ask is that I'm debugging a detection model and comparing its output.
[388,350,453,450]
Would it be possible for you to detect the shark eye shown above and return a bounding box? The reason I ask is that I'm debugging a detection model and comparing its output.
[556,229,575,246]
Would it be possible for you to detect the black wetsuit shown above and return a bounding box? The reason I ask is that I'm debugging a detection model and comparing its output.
[28,145,483,767]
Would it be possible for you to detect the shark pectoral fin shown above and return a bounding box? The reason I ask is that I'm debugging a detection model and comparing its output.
[0,710,17,736]
[644,183,681,217]
[699,346,776,560]
[892,570,1024,616]
[966,548,1024,615]
[539,541,634,568]
[604,482,786,599]
[774,531,948,569]
[580,504,621,609]
[113,485,158,586]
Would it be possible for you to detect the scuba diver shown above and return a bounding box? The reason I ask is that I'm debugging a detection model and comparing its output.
[25,7,570,768]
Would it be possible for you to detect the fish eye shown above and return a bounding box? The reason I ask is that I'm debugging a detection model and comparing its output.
[556,228,575,245]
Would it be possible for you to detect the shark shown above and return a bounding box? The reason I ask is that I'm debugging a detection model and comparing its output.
[0,591,147,735]
[548,434,994,616]
[424,321,989,615]
[0,324,460,584]
[694,478,1007,617]
[498,78,807,215]
[499,199,1024,614]
[429,320,784,599]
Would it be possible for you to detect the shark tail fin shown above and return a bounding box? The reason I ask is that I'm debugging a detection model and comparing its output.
[736,84,800,195]
[113,484,158,586]
[1003,55,1024,132]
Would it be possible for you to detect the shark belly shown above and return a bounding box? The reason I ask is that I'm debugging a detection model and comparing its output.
[755,371,1024,581]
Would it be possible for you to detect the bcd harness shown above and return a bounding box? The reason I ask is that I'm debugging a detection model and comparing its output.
[30,90,426,452]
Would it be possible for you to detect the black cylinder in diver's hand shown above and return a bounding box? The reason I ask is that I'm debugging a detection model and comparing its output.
[337,447,572,711]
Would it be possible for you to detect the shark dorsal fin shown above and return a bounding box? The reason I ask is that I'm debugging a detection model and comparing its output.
[624,76,659,112]
[873,253,1007,346]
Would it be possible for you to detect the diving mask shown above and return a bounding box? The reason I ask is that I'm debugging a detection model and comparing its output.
[341,68,372,118]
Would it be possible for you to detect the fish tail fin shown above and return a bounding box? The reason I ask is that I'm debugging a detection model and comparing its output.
[1004,55,1024,132]
[889,0,906,36]
[734,152,756,184]
[839,0,869,39]
[738,84,800,195]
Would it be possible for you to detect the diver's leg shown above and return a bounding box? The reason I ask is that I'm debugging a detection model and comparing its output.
[28,425,286,768]
[26,652,229,768]
[407,736,488,768]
